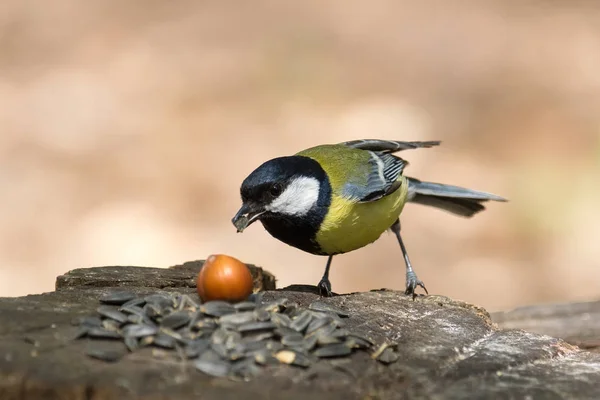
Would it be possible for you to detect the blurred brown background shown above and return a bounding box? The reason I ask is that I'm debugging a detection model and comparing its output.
[1,0,599,312]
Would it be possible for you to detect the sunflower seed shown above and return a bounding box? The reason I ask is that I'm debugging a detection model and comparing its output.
[281,334,304,348]
[160,328,184,342]
[73,327,89,339]
[303,335,318,351]
[283,302,299,317]
[306,315,334,335]
[313,343,352,358]
[238,339,266,353]
[185,339,210,359]
[275,350,311,367]
[140,336,154,347]
[72,316,102,328]
[201,301,236,317]
[231,358,262,378]
[179,295,201,310]
[270,313,292,327]
[194,359,231,377]
[218,311,256,326]
[345,336,373,349]
[122,324,158,338]
[153,333,176,349]
[371,342,398,361]
[260,298,288,312]
[234,301,257,311]
[317,335,342,345]
[347,333,374,346]
[163,306,176,315]
[124,336,139,352]
[330,329,350,338]
[144,294,174,309]
[211,328,229,345]
[265,340,284,353]
[192,317,217,331]
[309,310,346,327]
[376,347,399,364]
[308,301,350,318]
[143,304,162,319]
[274,326,300,338]
[87,327,122,339]
[253,349,279,365]
[86,348,125,362]
[100,291,136,305]
[96,306,128,323]
[120,297,146,309]
[224,332,242,350]
[228,347,246,361]
[254,307,271,322]
[160,311,191,329]
[102,319,121,331]
[177,328,196,341]
[238,321,277,333]
[210,342,229,359]
[199,348,224,363]
[120,305,145,316]
[290,311,312,333]
[127,314,147,325]
[309,321,337,339]
[242,331,274,343]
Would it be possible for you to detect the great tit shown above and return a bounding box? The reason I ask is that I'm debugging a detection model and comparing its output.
[232,139,506,298]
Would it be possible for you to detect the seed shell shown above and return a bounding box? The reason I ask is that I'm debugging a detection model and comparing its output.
[218,311,257,326]
[201,301,236,317]
[376,347,400,364]
[160,311,191,329]
[308,301,350,318]
[275,350,311,367]
[86,348,125,362]
[87,327,122,339]
[234,301,257,311]
[99,291,136,305]
[96,306,128,324]
[194,359,231,377]
[237,321,277,333]
[122,324,158,338]
[313,343,352,358]
[289,311,312,333]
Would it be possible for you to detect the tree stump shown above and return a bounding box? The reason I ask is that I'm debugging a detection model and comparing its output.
[0,260,599,399]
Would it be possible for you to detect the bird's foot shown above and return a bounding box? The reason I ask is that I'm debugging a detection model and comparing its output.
[405,271,428,300]
[317,278,333,297]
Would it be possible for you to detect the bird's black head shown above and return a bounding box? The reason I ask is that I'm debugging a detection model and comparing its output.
[231,155,332,254]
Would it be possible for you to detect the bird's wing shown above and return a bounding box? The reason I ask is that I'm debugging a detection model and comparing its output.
[340,139,441,154]
[342,151,407,202]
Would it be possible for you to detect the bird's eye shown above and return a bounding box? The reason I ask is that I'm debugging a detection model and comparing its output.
[269,183,283,197]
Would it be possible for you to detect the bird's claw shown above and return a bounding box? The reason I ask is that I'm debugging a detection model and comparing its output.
[405,271,428,300]
[317,278,333,297]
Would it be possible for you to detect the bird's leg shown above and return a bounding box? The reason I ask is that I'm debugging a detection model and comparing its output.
[390,219,428,300]
[317,255,334,297]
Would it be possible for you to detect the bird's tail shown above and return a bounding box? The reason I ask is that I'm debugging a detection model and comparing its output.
[406,177,507,217]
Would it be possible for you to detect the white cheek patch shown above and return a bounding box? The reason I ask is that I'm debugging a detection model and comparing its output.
[266,176,320,216]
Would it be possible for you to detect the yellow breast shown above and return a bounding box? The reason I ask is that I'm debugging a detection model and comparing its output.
[315,176,409,255]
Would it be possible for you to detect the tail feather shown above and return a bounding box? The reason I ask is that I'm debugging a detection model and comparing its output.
[407,177,507,217]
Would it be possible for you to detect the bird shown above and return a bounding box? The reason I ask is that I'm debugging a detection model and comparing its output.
[231,139,507,298]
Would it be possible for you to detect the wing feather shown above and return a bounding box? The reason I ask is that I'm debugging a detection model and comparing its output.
[340,139,440,154]
[342,152,407,202]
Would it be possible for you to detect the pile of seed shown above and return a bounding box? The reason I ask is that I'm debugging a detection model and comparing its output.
[73,290,399,379]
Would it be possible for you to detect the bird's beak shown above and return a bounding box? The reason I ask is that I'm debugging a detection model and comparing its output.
[232,203,265,233]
